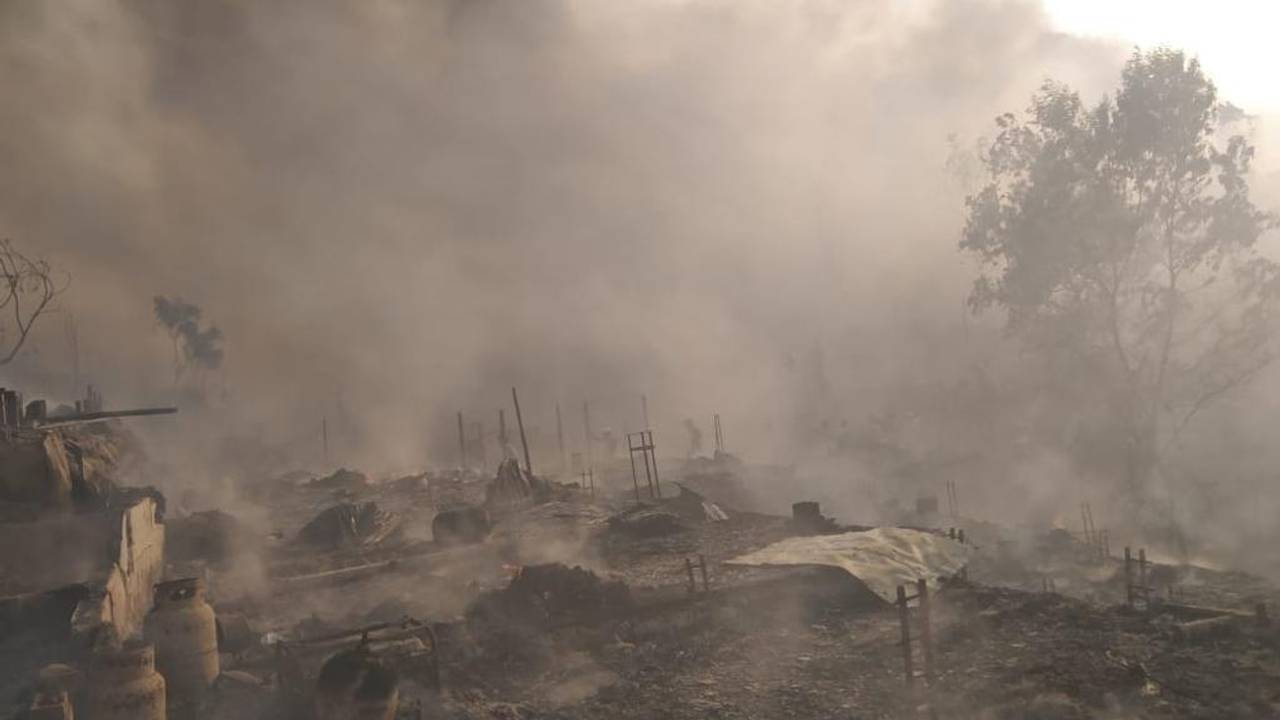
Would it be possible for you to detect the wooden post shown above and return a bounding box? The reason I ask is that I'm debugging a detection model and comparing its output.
[627,434,641,503]
[713,413,724,453]
[1124,547,1133,608]
[511,387,533,476]
[640,433,655,498]
[582,401,593,467]
[897,585,914,686]
[555,402,566,472]
[1138,548,1148,609]
[457,411,467,469]
[917,578,934,685]
[648,431,662,498]
[685,558,696,594]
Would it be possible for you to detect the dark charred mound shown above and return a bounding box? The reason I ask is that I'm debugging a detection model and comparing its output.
[307,467,369,492]
[315,645,399,718]
[297,501,402,550]
[607,505,687,539]
[432,504,491,546]
[167,509,259,568]
[485,458,552,508]
[469,564,633,629]
[465,564,633,670]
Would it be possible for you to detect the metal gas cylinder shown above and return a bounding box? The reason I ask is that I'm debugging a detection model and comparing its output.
[144,577,220,700]
[85,642,166,720]
[314,646,399,720]
[27,663,77,719]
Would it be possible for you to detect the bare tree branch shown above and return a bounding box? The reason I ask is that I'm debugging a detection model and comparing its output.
[0,239,69,366]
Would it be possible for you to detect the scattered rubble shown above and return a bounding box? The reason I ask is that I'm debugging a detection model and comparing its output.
[4,389,1280,719]
[166,509,258,568]
[607,505,687,538]
[432,504,491,545]
[307,468,370,492]
[297,502,403,550]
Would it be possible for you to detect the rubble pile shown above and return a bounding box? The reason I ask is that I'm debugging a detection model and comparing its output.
[607,505,687,539]
[5,396,1280,719]
[307,467,369,492]
[297,501,403,550]
[167,509,259,568]
[469,563,633,629]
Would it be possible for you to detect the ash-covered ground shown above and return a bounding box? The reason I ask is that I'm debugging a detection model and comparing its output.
[145,453,1280,720]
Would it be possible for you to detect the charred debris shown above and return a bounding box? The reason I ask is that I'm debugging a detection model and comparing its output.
[3,391,1280,719]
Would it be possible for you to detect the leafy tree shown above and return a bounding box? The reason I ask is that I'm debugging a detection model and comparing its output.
[962,48,1279,498]
[154,295,224,393]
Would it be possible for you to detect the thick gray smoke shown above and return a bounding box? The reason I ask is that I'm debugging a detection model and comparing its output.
[1,0,1126,475]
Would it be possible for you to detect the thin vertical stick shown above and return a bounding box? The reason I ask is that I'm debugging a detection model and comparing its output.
[1124,547,1133,608]
[457,411,467,469]
[917,578,934,685]
[897,585,914,687]
[685,557,696,594]
[511,387,533,476]
[582,401,593,467]
[555,402,566,472]
[1138,548,1148,609]
[628,435,641,503]
[649,431,662,498]
[640,433,655,498]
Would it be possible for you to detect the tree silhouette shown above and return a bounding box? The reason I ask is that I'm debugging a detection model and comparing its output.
[0,239,67,365]
[962,48,1280,497]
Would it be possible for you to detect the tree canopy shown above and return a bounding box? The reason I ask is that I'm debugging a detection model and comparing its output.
[961,48,1279,495]
[154,295,224,386]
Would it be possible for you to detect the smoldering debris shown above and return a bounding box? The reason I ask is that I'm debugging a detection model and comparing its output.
[431,505,491,546]
[167,510,259,569]
[5,389,1280,719]
[297,502,403,551]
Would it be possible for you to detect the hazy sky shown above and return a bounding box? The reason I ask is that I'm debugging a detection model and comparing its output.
[1044,0,1280,114]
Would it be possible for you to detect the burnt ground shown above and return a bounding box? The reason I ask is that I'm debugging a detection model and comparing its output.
[168,469,1280,719]
[423,521,1280,720]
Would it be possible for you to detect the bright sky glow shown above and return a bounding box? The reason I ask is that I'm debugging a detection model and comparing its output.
[1042,0,1280,114]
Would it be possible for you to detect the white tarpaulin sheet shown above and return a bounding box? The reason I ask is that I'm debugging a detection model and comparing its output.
[725,527,973,603]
